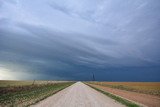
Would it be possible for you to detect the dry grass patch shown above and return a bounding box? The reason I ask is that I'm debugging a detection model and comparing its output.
[89,82,160,96]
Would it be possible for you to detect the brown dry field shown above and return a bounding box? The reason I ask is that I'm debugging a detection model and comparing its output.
[89,82,160,107]
[0,80,69,87]
[91,82,160,96]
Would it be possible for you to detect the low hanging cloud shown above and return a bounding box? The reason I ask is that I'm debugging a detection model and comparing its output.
[0,0,160,81]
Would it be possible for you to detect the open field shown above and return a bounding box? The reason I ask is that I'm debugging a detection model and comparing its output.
[89,82,160,96]
[0,80,69,87]
[88,82,160,107]
[0,80,74,107]
[1,81,160,107]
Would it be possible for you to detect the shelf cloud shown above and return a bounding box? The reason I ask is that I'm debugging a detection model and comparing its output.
[0,0,160,81]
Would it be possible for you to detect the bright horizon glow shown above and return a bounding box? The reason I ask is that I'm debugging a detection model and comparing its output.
[0,67,16,80]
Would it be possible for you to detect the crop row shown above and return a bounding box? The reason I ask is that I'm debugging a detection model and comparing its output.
[0,82,74,107]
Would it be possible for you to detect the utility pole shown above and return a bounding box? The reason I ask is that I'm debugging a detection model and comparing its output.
[92,72,95,81]
[32,79,35,85]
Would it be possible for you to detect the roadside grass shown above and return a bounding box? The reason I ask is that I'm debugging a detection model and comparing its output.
[86,83,140,107]
[0,82,74,107]
[89,82,160,96]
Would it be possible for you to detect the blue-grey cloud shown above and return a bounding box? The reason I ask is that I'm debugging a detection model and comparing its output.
[0,0,160,81]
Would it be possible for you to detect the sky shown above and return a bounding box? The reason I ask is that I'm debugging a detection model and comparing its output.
[0,0,160,81]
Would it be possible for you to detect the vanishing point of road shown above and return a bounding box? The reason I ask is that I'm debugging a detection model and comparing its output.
[31,82,125,107]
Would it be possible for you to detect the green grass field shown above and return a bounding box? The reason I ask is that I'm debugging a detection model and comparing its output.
[0,80,74,107]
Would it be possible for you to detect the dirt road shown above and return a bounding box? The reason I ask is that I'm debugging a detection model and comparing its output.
[31,82,125,107]
[90,84,160,107]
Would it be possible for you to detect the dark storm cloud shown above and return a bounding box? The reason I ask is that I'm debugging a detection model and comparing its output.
[49,2,71,15]
[0,0,160,81]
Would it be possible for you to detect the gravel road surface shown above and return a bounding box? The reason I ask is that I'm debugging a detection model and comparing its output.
[31,82,125,107]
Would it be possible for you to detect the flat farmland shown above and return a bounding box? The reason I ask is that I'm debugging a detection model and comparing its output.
[88,82,160,107]
[1,81,160,107]
[0,80,69,87]
[0,80,74,107]
[90,82,160,96]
